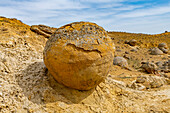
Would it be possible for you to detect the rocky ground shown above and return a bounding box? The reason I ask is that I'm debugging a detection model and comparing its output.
[0,17,170,113]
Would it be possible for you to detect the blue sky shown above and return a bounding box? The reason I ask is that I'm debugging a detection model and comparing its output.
[0,0,170,34]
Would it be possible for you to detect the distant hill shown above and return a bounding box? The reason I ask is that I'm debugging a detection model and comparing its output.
[108,31,170,48]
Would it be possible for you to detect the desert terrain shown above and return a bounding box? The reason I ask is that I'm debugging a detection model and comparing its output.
[0,17,169,113]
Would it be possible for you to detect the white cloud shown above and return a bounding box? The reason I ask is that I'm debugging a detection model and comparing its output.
[0,0,169,34]
[78,0,113,3]
[25,0,87,10]
[117,5,170,18]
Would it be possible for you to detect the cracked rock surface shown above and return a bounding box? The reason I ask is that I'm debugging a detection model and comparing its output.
[43,22,115,90]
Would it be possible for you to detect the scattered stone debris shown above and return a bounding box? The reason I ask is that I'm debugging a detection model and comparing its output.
[130,75,167,90]
[141,62,159,74]
[156,60,170,73]
[141,60,170,74]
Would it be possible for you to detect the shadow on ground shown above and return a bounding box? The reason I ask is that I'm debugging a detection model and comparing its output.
[17,62,94,105]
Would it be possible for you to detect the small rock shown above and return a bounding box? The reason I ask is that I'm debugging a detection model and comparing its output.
[160,60,170,73]
[123,55,130,59]
[129,39,137,46]
[155,60,170,73]
[125,51,129,54]
[136,47,140,50]
[136,76,146,83]
[111,37,114,40]
[155,61,163,67]
[124,40,129,44]
[145,76,164,88]
[150,82,162,88]
[117,41,121,44]
[130,48,137,52]
[150,47,164,55]
[158,43,169,54]
[160,48,169,54]
[113,56,128,68]
[158,43,168,49]
[163,60,169,66]
[141,62,158,74]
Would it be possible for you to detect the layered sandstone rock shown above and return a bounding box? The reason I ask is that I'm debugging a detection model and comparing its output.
[30,25,57,38]
[43,22,115,90]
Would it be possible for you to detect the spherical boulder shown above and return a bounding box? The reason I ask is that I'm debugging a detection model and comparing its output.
[43,22,115,90]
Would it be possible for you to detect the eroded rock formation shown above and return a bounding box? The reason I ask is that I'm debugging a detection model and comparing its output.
[30,25,57,38]
[43,22,115,90]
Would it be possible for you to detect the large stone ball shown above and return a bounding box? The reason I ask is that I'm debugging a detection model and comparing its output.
[43,22,115,90]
